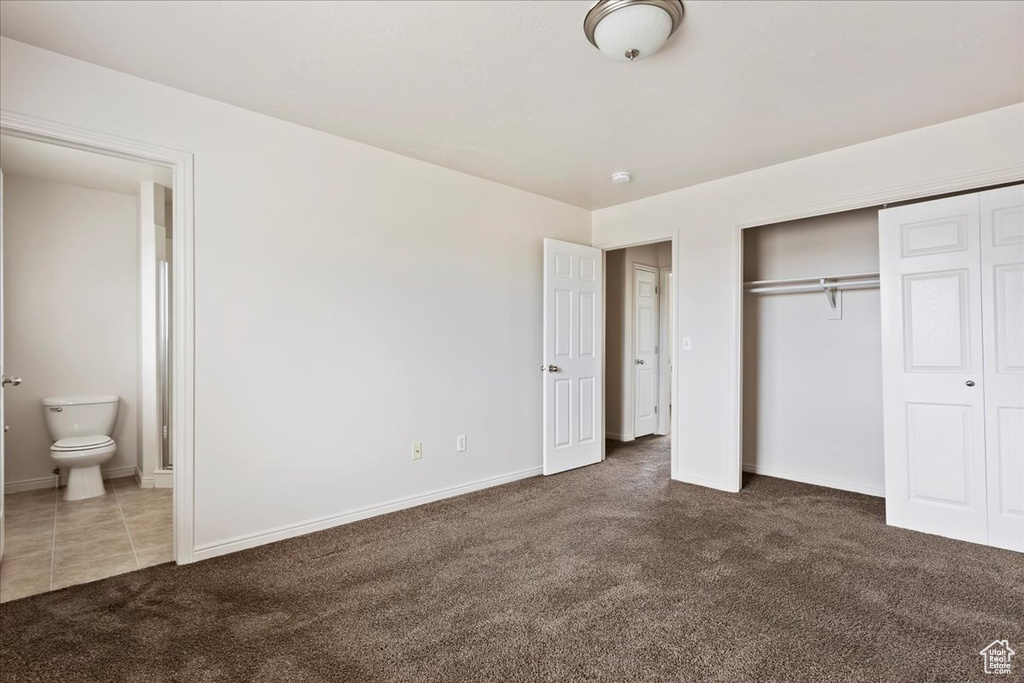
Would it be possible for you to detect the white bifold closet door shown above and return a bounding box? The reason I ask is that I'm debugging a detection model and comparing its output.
[880,194,988,544]
[980,186,1024,552]
[880,185,1024,552]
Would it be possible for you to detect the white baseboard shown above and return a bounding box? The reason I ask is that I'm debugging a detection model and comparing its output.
[672,471,740,493]
[101,466,138,482]
[742,463,884,498]
[605,433,635,442]
[4,466,137,494]
[153,469,173,489]
[4,475,58,495]
[193,465,544,562]
[134,467,155,489]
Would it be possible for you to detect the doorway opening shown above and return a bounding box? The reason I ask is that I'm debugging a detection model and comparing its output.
[0,124,193,600]
[540,235,676,478]
[604,240,673,465]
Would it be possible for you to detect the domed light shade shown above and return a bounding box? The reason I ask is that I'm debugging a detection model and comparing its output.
[584,0,684,63]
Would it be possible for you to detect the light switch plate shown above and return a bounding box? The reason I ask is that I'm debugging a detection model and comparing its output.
[457,434,467,452]
[682,336,692,351]
[412,442,422,460]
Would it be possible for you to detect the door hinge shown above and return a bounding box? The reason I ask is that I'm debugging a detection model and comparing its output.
[655,345,658,354]
[655,286,659,295]
[654,406,658,414]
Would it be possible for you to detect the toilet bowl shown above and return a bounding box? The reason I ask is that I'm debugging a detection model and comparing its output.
[50,436,117,501]
[42,395,120,501]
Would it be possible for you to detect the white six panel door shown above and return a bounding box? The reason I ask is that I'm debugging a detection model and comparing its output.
[543,239,603,476]
[634,266,659,438]
[880,194,989,545]
[980,185,1024,552]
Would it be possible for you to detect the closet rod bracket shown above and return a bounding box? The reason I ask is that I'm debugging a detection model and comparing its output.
[821,278,838,310]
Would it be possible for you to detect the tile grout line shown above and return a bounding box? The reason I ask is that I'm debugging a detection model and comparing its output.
[112,485,141,570]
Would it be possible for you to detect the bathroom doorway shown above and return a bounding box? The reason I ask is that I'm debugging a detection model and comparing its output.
[0,128,192,601]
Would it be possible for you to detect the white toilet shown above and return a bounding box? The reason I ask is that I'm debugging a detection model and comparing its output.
[42,395,120,501]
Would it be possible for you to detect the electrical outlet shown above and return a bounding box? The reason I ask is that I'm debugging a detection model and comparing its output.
[682,336,692,351]
[457,434,467,452]
[412,442,422,460]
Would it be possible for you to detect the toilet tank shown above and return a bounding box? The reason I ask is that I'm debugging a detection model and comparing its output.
[42,395,120,441]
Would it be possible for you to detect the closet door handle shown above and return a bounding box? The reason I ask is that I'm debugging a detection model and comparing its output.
[965,380,975,387]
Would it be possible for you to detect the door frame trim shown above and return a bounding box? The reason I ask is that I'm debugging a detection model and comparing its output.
[1,109,197,564]
[657,266,672,436]
[595,231,679,479]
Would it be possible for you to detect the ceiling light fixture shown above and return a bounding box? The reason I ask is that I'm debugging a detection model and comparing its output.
[611,171,632,184]
[584,0,684,63]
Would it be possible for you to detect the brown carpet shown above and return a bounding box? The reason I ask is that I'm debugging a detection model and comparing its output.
[1,436,1021,682]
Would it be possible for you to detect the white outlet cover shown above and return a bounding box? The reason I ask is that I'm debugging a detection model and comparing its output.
[457,434,467,452]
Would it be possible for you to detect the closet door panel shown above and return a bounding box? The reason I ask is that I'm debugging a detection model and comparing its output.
[880,194,989,545]
[981,184,1024,552]
[903,269,971,371]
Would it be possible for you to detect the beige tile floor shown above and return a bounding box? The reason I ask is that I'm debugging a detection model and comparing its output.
[0,477,172,602]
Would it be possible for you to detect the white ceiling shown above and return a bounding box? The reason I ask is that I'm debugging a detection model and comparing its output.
[1,1,1021,209]
[0,134,173,195]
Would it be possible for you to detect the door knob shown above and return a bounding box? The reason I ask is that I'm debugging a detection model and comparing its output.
[636,359,645,365]
[546,365,560,373]
[1,376,21,387]
[966,380,975,387]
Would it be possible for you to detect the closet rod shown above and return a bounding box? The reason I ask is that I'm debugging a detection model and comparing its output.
[744,273,880,295]
[745,279,879,295]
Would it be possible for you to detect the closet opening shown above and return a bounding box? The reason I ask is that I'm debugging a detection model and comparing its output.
[604,239,673,468]
[739,181,1023,553]
[742,208,885,497]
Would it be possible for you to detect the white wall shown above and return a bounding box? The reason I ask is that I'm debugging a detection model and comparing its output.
[0,38,590,554]
[742,209,884,496]
[2,175,139,487]
[604,243,665,440]
[3,37,1020,553]
[593,103,1024,492]
[657,242,671,268]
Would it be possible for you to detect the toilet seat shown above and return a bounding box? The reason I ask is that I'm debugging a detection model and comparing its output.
[51,435,114,451]
[49,436,118,500]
